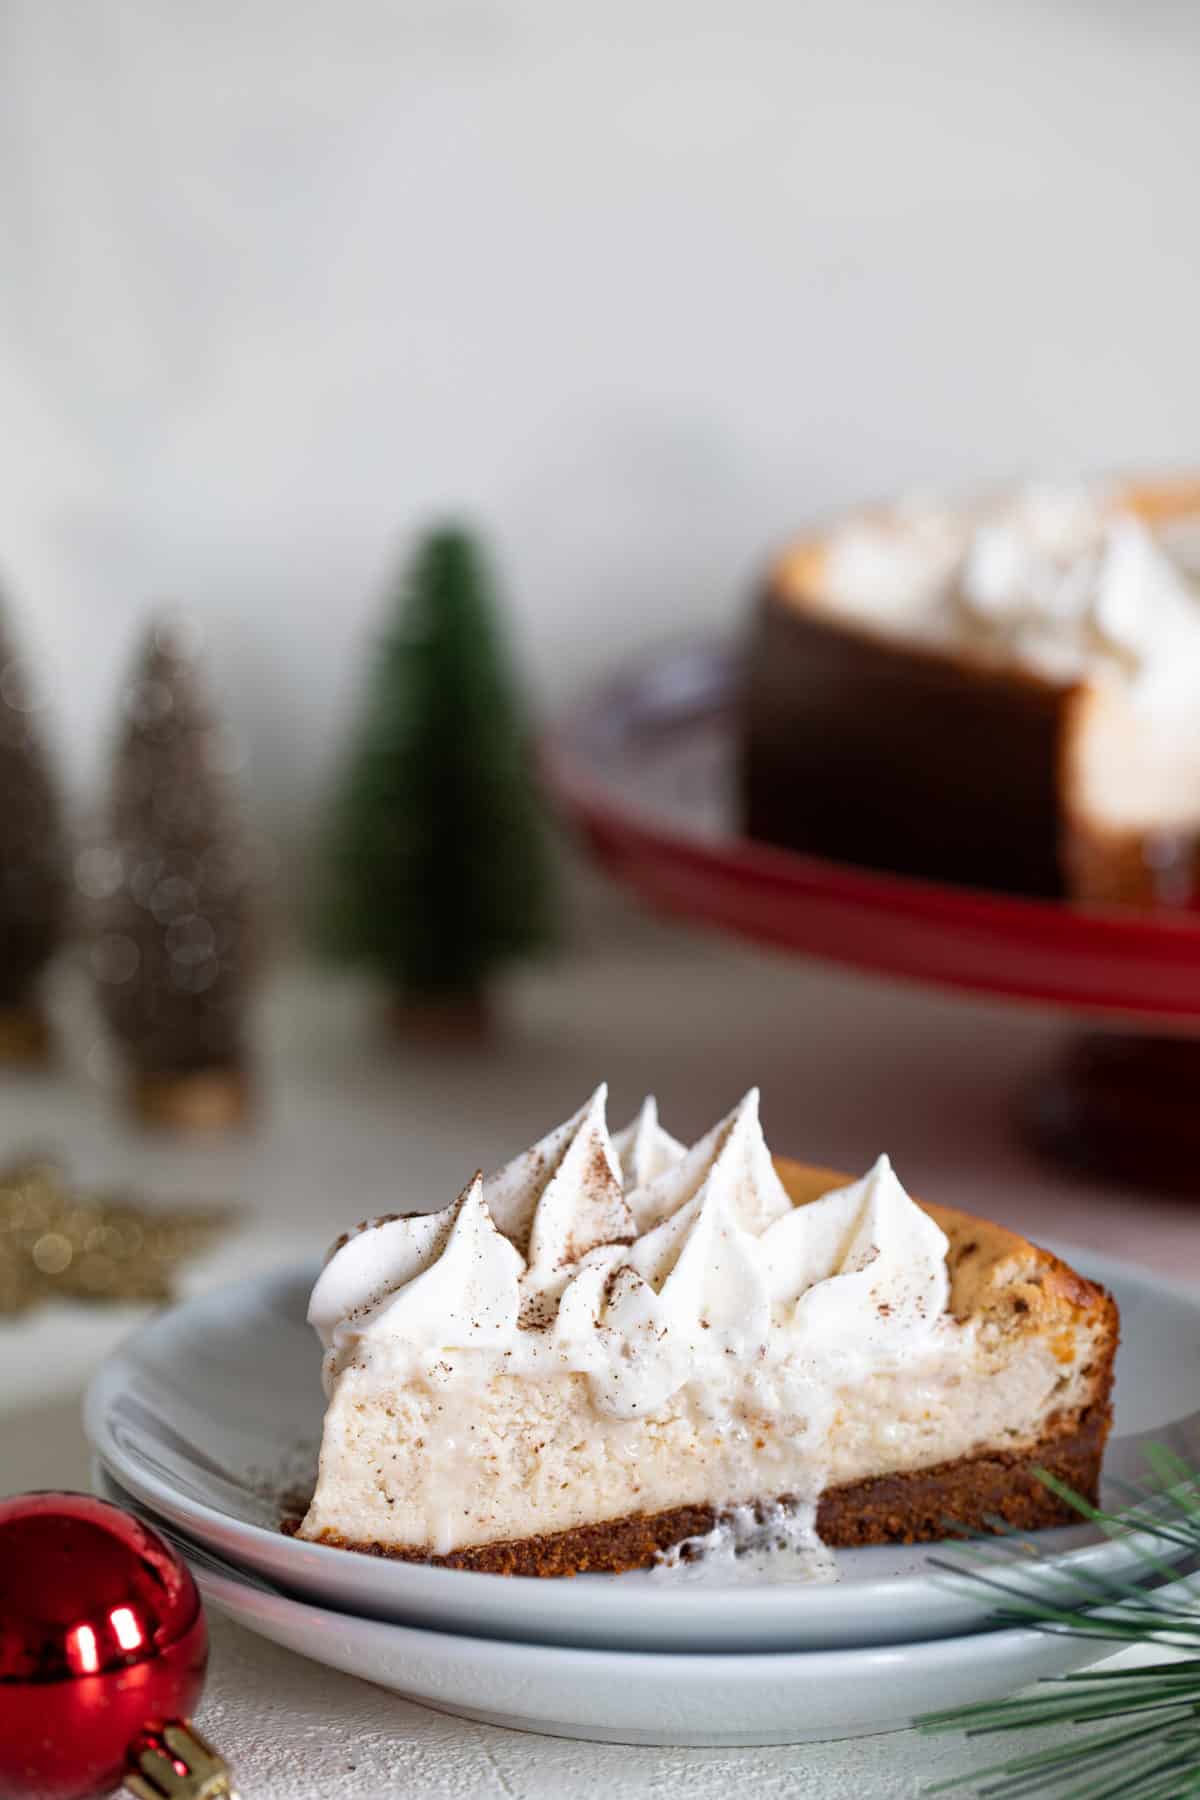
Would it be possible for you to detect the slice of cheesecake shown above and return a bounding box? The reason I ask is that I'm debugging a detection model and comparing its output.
[742,479,1200,905]
[297,1088,1118,1575]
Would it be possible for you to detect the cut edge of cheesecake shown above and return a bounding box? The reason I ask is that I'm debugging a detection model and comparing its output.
[291,1159,1119,1576]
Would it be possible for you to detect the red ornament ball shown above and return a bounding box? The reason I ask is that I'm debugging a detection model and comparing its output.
[0,1491,208,1800]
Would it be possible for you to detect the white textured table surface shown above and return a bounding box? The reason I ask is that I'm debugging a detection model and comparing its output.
[1,926,1190,1798]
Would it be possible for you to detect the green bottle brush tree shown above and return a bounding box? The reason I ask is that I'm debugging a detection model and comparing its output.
[318,525,558,1032]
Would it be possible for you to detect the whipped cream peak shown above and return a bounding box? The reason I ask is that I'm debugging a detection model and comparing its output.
[643,1181,771,1352]
[308,1209,456,1351]
[629,1088,792,1237]
[762,1153,949,1355]
[611,1096,686,1193]
[998,481,1112,560]
[485,1084,632,1279]
[347,1175,523,1350]
[821,499,964,620]
[1089,516,1199,668]
[957,509,1196,675]
[489,1080,636,1296]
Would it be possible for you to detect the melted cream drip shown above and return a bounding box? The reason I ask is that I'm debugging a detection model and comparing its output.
[654,1500,837,1586]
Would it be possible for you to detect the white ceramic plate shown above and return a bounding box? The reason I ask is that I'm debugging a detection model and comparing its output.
[85,1250,1199,1655]
[91,1456,1129,1748]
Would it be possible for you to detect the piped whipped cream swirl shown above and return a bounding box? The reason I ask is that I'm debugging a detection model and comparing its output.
[309,1089,951,1418]
[820,484,1200,701]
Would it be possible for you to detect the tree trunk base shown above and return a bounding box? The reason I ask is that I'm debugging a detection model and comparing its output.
[386,992,493,1045]
[0,1002,53,1067]
[131,1066,253,1133]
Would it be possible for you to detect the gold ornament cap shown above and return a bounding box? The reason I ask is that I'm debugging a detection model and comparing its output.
[125,1720,240,1800]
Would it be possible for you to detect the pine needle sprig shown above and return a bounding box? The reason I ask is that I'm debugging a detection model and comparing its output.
[919,1449,1200,1797]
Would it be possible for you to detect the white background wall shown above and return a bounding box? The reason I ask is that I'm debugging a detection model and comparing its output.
[3,0,1200,863]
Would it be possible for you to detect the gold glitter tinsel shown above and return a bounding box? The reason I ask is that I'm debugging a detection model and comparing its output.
[0,1160,230,1316]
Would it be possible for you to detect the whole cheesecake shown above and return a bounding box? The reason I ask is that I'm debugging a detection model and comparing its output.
[742,479,1200,904]
[296,1088,1118,1576]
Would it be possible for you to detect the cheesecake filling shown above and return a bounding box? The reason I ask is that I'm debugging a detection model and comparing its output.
[300,1091,1094,1561]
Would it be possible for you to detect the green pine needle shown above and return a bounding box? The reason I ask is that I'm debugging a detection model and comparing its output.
[919,1450,1200,1797]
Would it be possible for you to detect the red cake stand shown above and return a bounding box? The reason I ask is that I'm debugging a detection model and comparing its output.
[545,643,1200,1194]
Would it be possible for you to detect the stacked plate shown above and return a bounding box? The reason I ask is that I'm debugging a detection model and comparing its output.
[85,1251,1200,1747]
